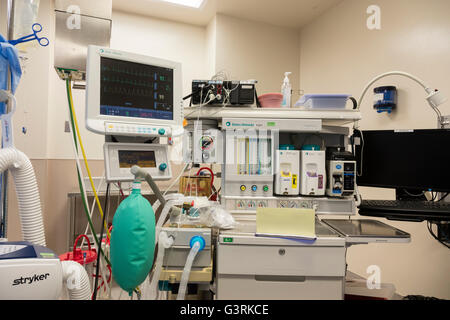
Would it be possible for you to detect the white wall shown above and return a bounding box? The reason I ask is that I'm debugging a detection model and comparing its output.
[205,16,217,78]
[12,8,302,161]
[300,0,450,299]
[4,2,209,161]
[7,0,53,159]
[0,1,7,38]
[214,14,301,102]
[47,10,208,160]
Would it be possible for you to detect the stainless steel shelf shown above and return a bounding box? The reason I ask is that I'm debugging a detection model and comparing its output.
[184,106,362,126]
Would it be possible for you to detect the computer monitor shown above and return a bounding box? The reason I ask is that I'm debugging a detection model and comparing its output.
[85,45,183,136]
[356,129,450,193]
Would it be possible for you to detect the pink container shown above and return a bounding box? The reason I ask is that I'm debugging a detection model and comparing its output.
[258,93,283,108]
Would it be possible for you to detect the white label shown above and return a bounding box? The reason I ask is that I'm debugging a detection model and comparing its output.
[1,113,13,148]
[374,93,384,103]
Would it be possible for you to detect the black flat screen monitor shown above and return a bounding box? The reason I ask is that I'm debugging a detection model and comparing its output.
[356,129,450,193]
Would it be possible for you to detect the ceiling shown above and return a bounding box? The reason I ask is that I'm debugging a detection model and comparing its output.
[112,0,343,30]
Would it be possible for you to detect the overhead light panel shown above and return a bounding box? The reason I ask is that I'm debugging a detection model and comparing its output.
[159,0,205,9]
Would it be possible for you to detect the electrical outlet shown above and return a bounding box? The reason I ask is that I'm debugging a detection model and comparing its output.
[64,121,70,133]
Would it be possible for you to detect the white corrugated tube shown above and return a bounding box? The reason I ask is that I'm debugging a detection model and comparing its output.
[155,198,186,247]
[0,148,46,246]
[144,231,174,300]
[152,193,185,214]
[61,260,92,300]
[177,241,201,300]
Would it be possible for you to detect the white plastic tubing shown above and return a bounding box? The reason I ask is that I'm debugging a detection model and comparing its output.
[153,194,185,248]
[177,241,201,300]
[144,231,174,300]
[61,260,92,300]
[0,148,46,246]
[357,71,430,109]
[141,193,184,300]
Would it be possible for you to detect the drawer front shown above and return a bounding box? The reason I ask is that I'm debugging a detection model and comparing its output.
[217,274,344,300]
[217,243,346,277]
[163,247,211,268]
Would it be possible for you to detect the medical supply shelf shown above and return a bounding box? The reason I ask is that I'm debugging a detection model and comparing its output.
[185,106,362,127]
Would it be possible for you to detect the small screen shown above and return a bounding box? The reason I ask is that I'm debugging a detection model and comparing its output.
[100,57,173,120]
[119,150,156,168]
[356,129,450,192]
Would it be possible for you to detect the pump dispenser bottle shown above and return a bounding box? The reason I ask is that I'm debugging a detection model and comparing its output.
[281,72,292,108]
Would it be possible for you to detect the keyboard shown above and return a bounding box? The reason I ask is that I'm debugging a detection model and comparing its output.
[359,200,450,222]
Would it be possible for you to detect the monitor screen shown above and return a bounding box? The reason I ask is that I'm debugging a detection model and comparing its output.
[100,57,174,120]
[118,150,156,168]
[356,129,450,192]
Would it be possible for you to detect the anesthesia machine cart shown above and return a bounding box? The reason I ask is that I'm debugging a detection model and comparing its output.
[185,106,411,300]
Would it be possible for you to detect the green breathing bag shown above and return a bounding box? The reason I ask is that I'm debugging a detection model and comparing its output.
[110,182,155,294]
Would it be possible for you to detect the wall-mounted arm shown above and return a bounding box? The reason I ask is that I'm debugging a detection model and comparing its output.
[356,71,448,128]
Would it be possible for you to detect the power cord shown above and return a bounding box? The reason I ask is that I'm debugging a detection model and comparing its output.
[427,221,450,249]
[438,193,449,202]
[403,295,441,301]
[93,183,110,300]
[403,190,425,198]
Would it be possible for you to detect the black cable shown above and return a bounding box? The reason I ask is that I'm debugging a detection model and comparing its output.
[431,192,438,201]
[183,84,213,102]
[351,132,355,157]
[254,88,262,108]
[349,97,358,110]
[353,129,364,176]
[403,189,425,197]
[427,221,450,249]
[438,193,449,202]
[93,183,110,300]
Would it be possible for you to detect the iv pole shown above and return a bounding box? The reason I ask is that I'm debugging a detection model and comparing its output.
[0,0,15,238]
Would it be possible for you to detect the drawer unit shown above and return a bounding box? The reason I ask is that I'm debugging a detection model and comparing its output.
[216,274,344,300]
[217,243,346,277]
[216,220,346,300]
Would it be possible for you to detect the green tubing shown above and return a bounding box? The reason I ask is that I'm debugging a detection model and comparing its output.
[66,78,111,267]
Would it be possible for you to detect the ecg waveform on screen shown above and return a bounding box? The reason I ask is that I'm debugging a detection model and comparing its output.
[100,57,174,117]
[102,85,153,97]
[102,75,153,87]
[101,67,172,98]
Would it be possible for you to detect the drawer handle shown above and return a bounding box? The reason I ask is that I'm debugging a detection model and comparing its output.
[255,275,306,283]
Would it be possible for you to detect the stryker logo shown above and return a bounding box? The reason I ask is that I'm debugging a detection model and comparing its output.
[12,273,50,286]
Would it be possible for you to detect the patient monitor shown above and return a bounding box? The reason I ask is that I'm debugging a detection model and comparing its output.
[85,45,183,136]
[85,45,183,182]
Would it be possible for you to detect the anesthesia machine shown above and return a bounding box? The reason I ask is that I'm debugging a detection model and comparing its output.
[4,20,450,299]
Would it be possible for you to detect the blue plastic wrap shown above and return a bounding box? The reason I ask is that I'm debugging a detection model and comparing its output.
[0,34,22,114]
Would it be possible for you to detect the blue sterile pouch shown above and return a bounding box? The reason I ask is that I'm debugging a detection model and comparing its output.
[0,34,23,114]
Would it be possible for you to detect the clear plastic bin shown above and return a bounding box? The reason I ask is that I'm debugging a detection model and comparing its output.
[295,94,352,109]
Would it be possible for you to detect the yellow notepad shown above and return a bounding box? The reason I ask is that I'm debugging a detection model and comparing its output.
[256,207,316,240]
